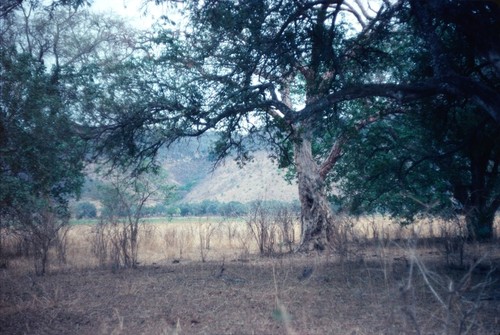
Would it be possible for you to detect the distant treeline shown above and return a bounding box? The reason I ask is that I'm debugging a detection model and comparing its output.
[74,199,301,219]
[174,200,301,217]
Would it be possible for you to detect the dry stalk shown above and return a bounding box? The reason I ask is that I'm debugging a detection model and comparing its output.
[111,308,124,335]
[272,264,297,335]
[404,246,492,335]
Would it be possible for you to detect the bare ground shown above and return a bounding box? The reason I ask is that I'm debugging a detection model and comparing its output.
[1,246,499,335]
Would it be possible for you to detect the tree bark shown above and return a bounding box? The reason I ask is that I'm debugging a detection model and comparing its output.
[464,149,498,241]
[293,129,336,252]
[465,206,496,241]
[452,140,499,241]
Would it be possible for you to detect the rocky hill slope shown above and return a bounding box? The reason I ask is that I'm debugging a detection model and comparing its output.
[180,151,298,203]
[159,138,298,204]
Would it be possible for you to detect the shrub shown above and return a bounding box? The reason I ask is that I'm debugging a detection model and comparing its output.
[75,202,97,219]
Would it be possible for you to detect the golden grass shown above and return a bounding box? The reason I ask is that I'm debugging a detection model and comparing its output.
[348,214,500,240]
[3,214,499,273]
[62,217,260,269]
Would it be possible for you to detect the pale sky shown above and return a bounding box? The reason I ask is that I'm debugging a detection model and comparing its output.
[88,0,377,33]
[89,0,162,29]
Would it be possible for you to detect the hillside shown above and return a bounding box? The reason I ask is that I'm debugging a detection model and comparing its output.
[180,151,298,203]
[159,138,298,203]
[80,136,299,205]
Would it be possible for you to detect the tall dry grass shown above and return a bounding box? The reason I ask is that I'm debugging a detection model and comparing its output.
[1,214,499,274]
[64,217,262,270]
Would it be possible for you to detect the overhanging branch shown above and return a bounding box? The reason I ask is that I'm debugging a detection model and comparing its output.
[293,82,440,122]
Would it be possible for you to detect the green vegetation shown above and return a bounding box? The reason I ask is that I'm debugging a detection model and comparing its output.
[75,202,97,219]
[0,2,148,273]
[0,47,86,274]
[69,200,297,225]
[175,200,299,218]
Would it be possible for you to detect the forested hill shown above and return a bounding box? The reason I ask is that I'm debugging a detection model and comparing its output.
[159,138,299,204]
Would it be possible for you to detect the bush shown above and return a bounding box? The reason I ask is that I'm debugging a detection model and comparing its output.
[75,202,97,219]
[246,200,299,255]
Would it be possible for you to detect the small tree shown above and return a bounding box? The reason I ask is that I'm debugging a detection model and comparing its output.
[98,169,174,269]
[246,201,299,255]
[12,196,72,275]
[247,201,274,255]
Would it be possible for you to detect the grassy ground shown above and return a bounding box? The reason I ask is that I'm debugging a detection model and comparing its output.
[1,217,499,334]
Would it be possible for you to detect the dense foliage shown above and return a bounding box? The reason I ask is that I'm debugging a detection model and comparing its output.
[330,1,499,239]
[0,47,86,273]
[0,49,86,219]
[0,1,144,272]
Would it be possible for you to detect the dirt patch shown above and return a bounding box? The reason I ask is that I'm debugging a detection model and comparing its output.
[1,249,499,335]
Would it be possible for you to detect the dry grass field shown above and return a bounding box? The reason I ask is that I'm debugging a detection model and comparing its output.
[1,216,499,334]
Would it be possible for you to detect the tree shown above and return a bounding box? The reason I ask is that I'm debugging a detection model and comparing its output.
[409,0,499,124]
[334,99,499,238]
[0,1,142,71]
[81,0,498,250]
[0,48,86,274]
[0,0,89,18]
[97,168,174,268]
[0,1,137,272]
[410,0,499,240]
[80,1,405,251]
[332,1,499,240]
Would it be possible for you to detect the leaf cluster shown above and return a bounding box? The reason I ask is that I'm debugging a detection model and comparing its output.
[0,48,85,225]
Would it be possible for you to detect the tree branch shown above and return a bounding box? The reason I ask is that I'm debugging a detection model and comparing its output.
[293,82,439,123]
[318,113,381,179]
[441,74,500,124]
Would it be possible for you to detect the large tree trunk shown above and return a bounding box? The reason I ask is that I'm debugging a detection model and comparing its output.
[294,134,336,252]
[467,153,496,240]
[454,144,499,241]
[465,206,496,241]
